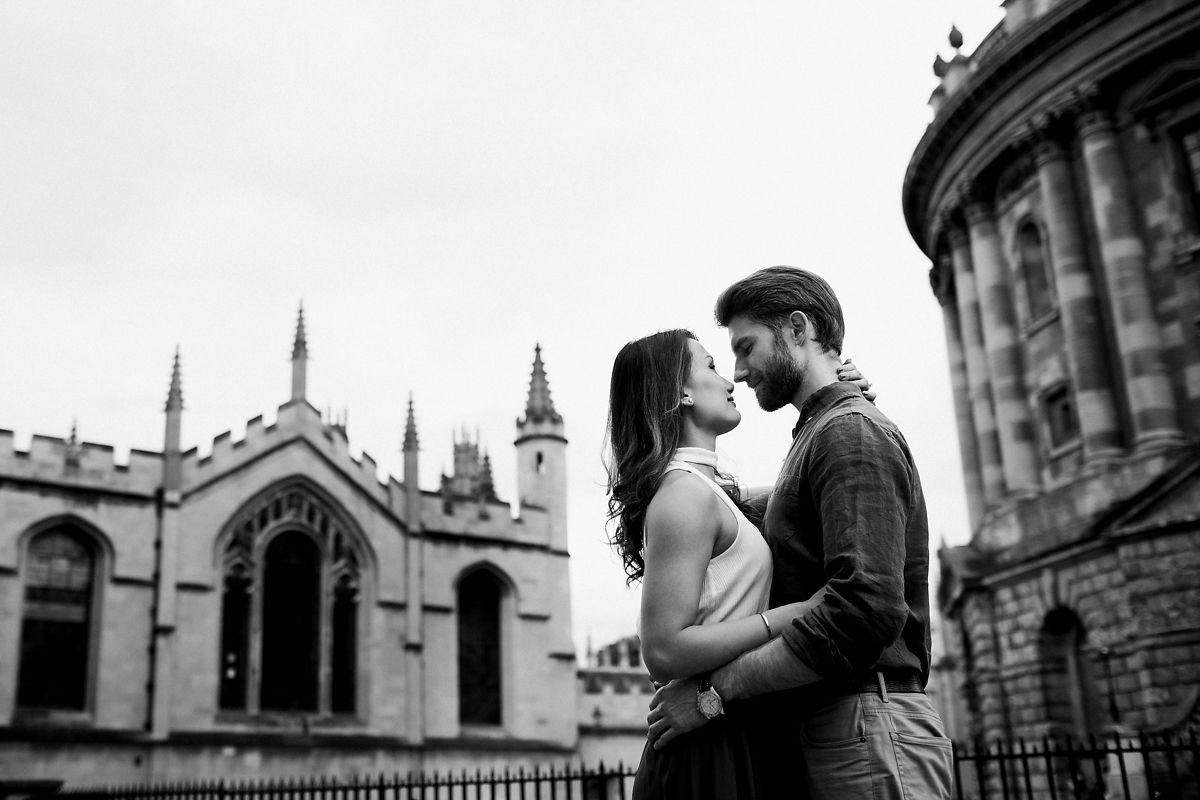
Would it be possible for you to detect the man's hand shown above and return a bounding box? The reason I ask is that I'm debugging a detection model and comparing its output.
[646,677,708,750]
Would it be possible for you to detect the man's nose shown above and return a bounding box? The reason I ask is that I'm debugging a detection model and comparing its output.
[733,364,748,383]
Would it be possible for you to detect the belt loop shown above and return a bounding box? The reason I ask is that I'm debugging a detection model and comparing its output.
[876,671,889,703]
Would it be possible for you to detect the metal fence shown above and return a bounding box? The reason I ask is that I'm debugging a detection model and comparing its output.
[57,763,637,800]
[41,730,1200,800]
[953,730,1199,800]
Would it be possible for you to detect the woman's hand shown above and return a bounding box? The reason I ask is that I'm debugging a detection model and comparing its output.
[838,357,876,402]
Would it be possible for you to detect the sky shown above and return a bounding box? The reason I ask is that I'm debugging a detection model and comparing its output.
[1,1,1005,656]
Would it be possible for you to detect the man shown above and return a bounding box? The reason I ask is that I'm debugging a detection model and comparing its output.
[647,267,953,799]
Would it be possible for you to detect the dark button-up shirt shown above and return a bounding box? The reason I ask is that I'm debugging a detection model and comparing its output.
[766,381,932,686]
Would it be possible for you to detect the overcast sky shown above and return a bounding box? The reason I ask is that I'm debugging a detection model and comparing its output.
[2,1,1005,655]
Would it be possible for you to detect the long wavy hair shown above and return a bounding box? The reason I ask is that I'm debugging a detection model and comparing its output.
[604,329,741,584]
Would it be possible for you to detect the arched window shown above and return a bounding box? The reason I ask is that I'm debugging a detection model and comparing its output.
[330,532,361,715]
[1040,607,1102,740]
[1018,221,1055,323]
[260,532,321,712]
[17,527,97,711]
[217,481,365,717]
[457,569,504,726]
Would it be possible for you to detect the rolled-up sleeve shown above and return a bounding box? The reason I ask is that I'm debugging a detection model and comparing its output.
[781,413,911,678]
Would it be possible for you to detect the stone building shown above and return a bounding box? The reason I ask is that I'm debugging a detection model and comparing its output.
[903,0,1200,746]
[575,636,653,769]
[0,310,583,784]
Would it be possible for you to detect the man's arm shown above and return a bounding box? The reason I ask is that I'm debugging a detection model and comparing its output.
[716,414,912,696]
[647,413,913,748]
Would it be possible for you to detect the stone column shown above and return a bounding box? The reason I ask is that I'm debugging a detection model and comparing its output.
[1033,137,1124,464]
[1078,109,1183,450]
[934,250,986,529]
[949,227,1006,507]
[965,200,1041,496]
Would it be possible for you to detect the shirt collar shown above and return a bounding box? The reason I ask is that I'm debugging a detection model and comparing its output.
[792,381,860,438]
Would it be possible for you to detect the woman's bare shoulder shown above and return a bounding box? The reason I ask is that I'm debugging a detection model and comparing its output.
[645,470,721,530]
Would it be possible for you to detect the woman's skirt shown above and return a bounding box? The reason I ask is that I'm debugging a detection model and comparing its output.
[632,714,769,800]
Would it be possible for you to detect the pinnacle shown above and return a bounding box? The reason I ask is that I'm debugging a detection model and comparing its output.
[523,343,560,422]
[166,346,184,412]
[292,301,308,360]
[403,393,419,452]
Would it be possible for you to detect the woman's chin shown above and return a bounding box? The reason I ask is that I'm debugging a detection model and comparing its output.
[721,412,742,433]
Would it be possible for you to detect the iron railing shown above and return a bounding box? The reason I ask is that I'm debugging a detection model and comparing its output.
[953,730,1199,800]
[59,762,637,800]
[44,730,1200,800]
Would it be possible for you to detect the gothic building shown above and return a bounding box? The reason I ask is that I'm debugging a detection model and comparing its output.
[904,0,1200,747]
[0,310,580,784]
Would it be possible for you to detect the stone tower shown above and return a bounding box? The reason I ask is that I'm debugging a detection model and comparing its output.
[514,344,567,554]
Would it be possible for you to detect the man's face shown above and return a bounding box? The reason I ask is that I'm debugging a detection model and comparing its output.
[726,314,805,412]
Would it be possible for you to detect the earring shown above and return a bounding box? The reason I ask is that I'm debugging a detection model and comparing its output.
[681,396,694,406]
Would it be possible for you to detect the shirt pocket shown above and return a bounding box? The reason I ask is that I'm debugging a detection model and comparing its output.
[765,475,804,543]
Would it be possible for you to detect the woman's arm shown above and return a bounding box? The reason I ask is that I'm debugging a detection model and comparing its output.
[639,472,824,683]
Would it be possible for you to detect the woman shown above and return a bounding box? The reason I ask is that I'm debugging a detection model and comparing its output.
[605,329,871,799]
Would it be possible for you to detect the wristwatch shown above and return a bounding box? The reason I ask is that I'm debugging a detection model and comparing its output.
[696,675,724,719]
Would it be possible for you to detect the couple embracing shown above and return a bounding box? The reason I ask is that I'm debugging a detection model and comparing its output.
[605,267,955,800]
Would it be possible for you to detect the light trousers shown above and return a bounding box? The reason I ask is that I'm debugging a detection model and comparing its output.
[799,691,954,800]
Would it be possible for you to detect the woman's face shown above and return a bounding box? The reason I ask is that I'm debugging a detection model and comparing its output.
[681,339,741,437]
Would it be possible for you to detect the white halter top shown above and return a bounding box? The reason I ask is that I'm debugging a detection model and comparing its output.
[648,457,773,626]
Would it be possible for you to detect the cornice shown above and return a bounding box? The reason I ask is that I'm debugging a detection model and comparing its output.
[902,0,1198,257]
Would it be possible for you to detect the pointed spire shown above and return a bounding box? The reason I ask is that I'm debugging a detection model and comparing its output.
[166,346,183,412]
[403,393,419,452]
[523,344,561,423]
[163,348,184,483]
[291,303,308,402]
[292,302,308,360]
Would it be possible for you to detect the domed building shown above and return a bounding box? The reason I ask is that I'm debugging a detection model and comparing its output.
[903,0,1200,745]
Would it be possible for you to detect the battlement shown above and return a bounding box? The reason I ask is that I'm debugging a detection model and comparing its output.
[422,490,535,542]
[0,428,163,496]
[183,400,392,506]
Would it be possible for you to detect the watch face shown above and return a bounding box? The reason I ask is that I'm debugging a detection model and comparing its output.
[698,690,723,718]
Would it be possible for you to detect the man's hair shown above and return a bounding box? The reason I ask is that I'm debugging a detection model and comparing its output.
[714,266,845,354]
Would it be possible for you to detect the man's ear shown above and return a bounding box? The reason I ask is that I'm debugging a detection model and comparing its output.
[787,311,809,344]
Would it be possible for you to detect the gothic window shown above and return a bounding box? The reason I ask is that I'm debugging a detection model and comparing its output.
[17,527,97,711]
[1039,607,1102,740]
[1017,220,1055,323]
[457,569,504,726]
[218,481,365,717]
[219,565,251,710]
[330,531,360,715]
[1042,383,1080,450]
[260,532,321,712]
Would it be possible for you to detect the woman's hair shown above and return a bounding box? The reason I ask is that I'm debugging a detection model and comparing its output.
[604,329,741,584]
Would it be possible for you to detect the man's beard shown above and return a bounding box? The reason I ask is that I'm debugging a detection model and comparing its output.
[754,343,805,411]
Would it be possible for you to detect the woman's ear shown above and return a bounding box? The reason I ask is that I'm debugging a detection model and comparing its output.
[681,395,695,407]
